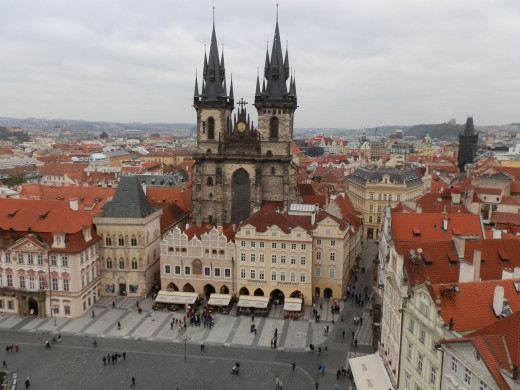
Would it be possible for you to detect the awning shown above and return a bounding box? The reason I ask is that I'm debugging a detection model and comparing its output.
[283,297,302,312]
[348,353,394,390]
[237,296,270,308]
[155,291,199,305]
[207,293,233,307]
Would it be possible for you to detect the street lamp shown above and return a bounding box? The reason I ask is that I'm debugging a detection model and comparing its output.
[53,305,59,326]
[180,334,191,363]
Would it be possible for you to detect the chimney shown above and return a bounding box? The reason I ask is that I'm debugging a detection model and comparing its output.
[442,218,448,231]
[311,210,316,225]
[416,204,422,213]
[473,249,481,282]
[448,318,454,331]
[451,188,461,205]
[453,236,466,258]
[492,229,502,239]
[492,285,505,317]
[69,199,79,211]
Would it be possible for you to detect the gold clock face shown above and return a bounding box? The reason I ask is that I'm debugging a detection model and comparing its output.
[237,122,246,132]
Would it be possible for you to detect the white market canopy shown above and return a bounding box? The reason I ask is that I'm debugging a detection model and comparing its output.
[283,297,302,312]
[237,295,270,308]
[207,293,233,307]
[348,353,394,390]
[155,291,199,305]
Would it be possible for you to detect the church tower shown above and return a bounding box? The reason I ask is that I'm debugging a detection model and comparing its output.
[458,117,478,171]
[191,10,299,226]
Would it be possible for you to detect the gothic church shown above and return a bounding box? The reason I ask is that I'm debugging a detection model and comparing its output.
[191,13,300,226]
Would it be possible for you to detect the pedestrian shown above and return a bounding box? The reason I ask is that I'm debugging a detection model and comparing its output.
[200,343,205,353]
[112,301,115,308]
[136,301,139,308]
[292,362,296,372]
[274,338,277,348]
[334,383,339,390]
[117,321,121,330]
[341,315,344,322]
[320,303,323,310]
[58,334,62,342]
[324,346,328,355]
[25,377,30,389]
[2,361,6,368]
[102,356,106,366]
[170,321,174,330]
[352,331,355,340]
[318,347,321,357]
[123,352,126,361]
[138,307,142,314]
[93,340,98,348]
[321,365,325,375]
[314,381,319,389]
[92,310,95,318]
[107,354,111,364]
[130,376,136,387]
[354,339,358,348]
[342,330,345,339]
[337,369,341,380]
[15,344,19,352]
[251,314,254,322]
[5,345,9,354]
[271,339,274,348]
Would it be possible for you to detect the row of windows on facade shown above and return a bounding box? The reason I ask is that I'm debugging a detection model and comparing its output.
[165,264,335,280]
[0,270,96,291]
[240,240,337,249]
[239,269,308,283]
[449,355,489,389]
[369,193,402,201]
[166,247,226,256]
[104,236,139,247]
[1,248,97,266]
[239,253,338,263]
[105,258,139,270]
[203,116,281,140]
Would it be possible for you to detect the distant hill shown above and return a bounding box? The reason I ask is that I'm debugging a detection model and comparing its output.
[405,123,463,141]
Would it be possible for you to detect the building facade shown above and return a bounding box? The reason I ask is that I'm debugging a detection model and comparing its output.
[347,167,424,239]
[159,224,236,296]
[191,17,299,226]
[94,176,162,298]
[0,198,101,318]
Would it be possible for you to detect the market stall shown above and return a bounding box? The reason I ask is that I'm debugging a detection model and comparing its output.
[283,297,303,319]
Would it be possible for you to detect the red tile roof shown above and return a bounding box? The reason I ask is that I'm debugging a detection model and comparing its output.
[184,222,236,242]
[414,193,469,214]
[38,163,88,177]
[391,212,483,242]
[432,279,520,334]
[146,187,191,213]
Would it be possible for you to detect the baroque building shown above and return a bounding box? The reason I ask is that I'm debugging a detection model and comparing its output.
[94,176,162,298]
[0,198,100,318]
[191,15,300,226]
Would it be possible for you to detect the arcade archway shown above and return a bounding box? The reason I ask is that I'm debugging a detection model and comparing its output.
[166,282,179,291]
[239,287,250,296]
[183,283,195,293]
[253,288,264,296]
[204,284,215,298]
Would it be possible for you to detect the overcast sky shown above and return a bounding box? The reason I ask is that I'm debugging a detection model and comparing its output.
[1,0,519,129]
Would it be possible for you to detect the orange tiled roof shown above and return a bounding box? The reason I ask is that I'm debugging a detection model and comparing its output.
[146,187,191,213]
[391,212,483,242]
[432,279,520,334]
[415,193,469,214]
[38,163,88,177]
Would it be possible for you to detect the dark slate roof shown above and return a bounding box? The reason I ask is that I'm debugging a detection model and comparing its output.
[104,149,130,158]
[462,116,476,136]
[349,167,423,188]
[134,174,186,188]
[101,176,155,218]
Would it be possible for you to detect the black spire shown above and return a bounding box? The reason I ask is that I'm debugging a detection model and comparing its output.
[463,116,475,136]
[193,70,199,104]
[257,9,295,103]
[195,12,230,104]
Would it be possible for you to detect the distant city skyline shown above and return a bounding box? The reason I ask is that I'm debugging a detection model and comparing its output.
[1,1,519,129]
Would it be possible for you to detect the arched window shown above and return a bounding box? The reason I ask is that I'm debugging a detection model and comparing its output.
[131,258,138,270]
[207,177,213,186]
[266,150,273,157]
[270,117,279,138]
[209,193,213,199]
[271,167,276,175]
[119,258,125,269]
[131,235,137,246]
[208,117,215,139]
[206,149,212,154]
[118,236,124,246]
[105,236,112,246]
[106,258,112,269]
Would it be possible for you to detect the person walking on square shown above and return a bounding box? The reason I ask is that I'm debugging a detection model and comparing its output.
[122,352,126,361]
[292,362,296,372]
[2,361,6,368]
[117,321,121,330]
[321,365,325,375]
[342,330,345,339]
[130,376,136,387]
[102,356,106,366]
[25,377,30,389]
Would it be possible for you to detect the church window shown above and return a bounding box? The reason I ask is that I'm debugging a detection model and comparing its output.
[266,151,273,157]
[207,177,213,186]
[270,117,279,138]
[206,149,212,154]
[118,236,124,246]
[106,258,113,269]
[209,193,213,199]
[208,117,215,139]
[105,236,112,246]
[132,258,138,269]
[119,258,125,269]
[271,167,275,175]
[232,169,251,225]
[131,236,137,246]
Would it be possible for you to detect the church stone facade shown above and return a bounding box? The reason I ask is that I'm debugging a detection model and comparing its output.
[191,18,300,226]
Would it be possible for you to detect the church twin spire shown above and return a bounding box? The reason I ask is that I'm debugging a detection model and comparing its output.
[195,6,295,106]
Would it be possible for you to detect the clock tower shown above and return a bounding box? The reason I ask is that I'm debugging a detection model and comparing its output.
[192,11,300,226]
